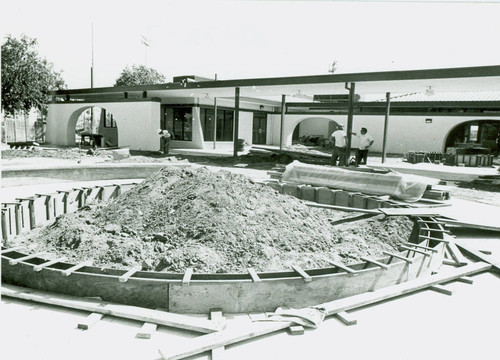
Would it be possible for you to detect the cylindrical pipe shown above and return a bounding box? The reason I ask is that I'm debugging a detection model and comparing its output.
[382,92,391,163]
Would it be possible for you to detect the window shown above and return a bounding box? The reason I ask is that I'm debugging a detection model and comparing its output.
[201,108,234,141]
[163,107,192,141]
[104,110,116,128]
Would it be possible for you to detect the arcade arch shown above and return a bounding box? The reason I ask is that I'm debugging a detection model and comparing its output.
[291,117,341,145]
[444,119,500,154]
[70,106,119,147]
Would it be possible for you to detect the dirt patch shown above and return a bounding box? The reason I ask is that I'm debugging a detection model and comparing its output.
[10,167,417,273]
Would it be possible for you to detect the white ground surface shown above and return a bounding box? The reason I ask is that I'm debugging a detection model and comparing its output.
[1,152,499,360]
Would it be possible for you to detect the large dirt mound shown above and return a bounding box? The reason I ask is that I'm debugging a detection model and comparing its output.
[13,167,417,273]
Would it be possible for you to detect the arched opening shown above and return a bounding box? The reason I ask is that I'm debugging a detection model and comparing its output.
[71,107,119,148]
[291,117,340,147]
[445,119,500,154]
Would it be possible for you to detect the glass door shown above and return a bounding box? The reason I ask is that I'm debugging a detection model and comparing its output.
[252,113,267,144]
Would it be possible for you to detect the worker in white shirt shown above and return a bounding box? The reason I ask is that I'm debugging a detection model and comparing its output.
[354,127,374,165]
[329,125,347,166]
[158,129,172,155]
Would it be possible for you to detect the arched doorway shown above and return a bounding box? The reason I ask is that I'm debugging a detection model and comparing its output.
[445,119,500,154]
[291,117,341,146]
[72,106,119,148]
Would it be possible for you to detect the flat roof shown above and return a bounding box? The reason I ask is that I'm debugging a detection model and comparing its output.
[50,65,500,103]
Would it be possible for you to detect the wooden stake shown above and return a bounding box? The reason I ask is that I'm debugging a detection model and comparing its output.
[288,325,305,335]
[403,242,438,253]
[429,284,453,296]
[33,257,66,272]
[325,260,358,275]
[360,257,390,270]
[62,260,92,276]
[78,312,103,330]
[182,268,193,286]
[336,311,357,326]
[382,251,413,264]
[137,322,158,339]
[291,265,312,282]
[247,268,261,283]
[119,266,142,283]
[9,252,47,265]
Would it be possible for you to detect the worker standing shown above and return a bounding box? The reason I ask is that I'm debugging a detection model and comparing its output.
[330,124,347,166]
[158,129,172,156]
[354,127,374,165]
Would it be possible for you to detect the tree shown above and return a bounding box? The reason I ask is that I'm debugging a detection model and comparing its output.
[1,34,66,116]
[114,65,166,86]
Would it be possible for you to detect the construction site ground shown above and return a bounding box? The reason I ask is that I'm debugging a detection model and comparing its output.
[1,144,499,359]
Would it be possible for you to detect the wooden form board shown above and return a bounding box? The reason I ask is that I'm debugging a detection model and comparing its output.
[379,207,445,216]
[1,284,223,334]
[158,261,491,360]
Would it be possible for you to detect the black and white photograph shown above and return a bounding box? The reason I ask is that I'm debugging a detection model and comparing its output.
[1,1,499,359]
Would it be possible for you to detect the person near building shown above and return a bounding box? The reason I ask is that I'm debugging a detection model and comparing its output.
[354,127,374,165]
[329,125,347,166]
[158,129,172,155]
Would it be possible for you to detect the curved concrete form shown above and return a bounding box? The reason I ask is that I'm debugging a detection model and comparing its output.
[1,167,448,313]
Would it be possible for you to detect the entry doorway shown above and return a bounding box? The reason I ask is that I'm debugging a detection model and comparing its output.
[252,113,267,145]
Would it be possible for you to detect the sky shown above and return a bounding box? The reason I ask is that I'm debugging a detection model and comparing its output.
[1,0,500,89]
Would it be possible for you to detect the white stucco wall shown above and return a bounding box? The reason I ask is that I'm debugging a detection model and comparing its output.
[238,111,253,145]
[268,114,500,154]
[46,101,161,151]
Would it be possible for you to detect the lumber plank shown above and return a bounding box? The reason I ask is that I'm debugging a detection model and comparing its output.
[1,284,223,334]
[445,241,469,266]
[454,241,500,273]
[158,320,293,360]
[33,257,67,272]
[336,311,357,326]
[399,245,431,257]
[291,265,312,282]
[403,242,438,253]
[136,322,158,339]
[325,260,358,275]
[118,265,142,283]
[457,276,474,285]
[442,259,461,267]
[210,309,225,358]
[479,250,493,255]
[418,235,449,243]
[435,218,500,232]
[382,251,413,264]
[379,207,443,216]
[9,252,47,265]
[0,246,25,255]
[78,312,104,330]
[159,262,491,360]
[247,267,261,283]
[429,284,453,296]
[360,257,390,270]
[61,260,93,276]
[317,261,490,317]
[304,202,381,214]
[182,268,193,286]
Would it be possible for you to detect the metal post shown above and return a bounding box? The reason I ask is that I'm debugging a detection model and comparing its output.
[213,97,217,149]
[233,87,240,158]
[346,82,356,165]
[280,95,286,150]
[91,22,94,89]
[382,92,391,163]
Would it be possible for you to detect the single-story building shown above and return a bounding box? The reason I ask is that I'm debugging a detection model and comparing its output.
[46,66,500,157]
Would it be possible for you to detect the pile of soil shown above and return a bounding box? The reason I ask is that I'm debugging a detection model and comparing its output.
[11,167,417,273]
